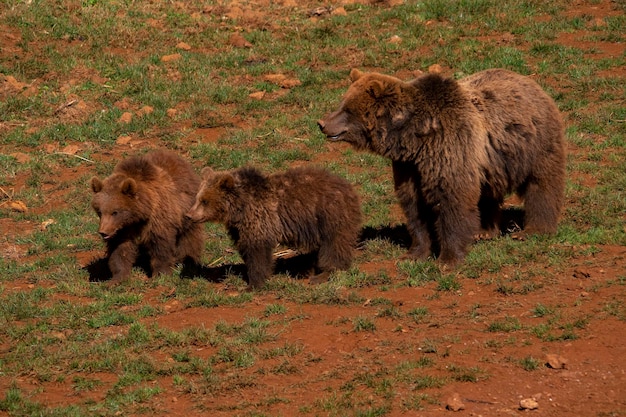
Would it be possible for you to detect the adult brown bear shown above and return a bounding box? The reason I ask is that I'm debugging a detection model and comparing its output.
[186,166,362,288]
[319,68,566,266]
[90,150,204,283]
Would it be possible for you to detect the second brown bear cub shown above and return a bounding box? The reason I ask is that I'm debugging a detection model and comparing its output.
[186,166,362,288]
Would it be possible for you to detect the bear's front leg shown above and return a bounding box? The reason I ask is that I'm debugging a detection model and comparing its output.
[392,160,432,260]
[107,240,139,283]
[239,243,274,289]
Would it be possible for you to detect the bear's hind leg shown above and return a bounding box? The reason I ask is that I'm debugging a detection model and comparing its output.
[477,190,502,240]
[314,237,354,284]
[519,178,563,236]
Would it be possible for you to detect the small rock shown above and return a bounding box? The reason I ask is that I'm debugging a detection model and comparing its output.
[248,91,266,100]
[519,398,539,410]
[388,35,402,44]
[137,105,154,116]
[116,135,132,145]
[429,64,444,73]
[229,33,252,48]
[176,42,191,51]
[7,200,28,213]
[40,219,55,231]
[264,73,287,84]
[445,393,465,411]
[161,53,182,62]
[546,353,568,369]
[118,112,133,124]
[6,201,28,213]
[61,144,80,155]
[280,78,301,89]
[166,108,178,118]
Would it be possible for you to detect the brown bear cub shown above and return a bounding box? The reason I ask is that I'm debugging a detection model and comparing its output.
[90,150,204,283]
[186,166,362,289]
[319,68,566,266]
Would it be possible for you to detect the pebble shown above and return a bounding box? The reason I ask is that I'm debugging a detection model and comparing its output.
[546,353,568,369]
[519,398,539,410]
[445,393,465,411]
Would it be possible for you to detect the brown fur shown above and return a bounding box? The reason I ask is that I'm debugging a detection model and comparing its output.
[90,150,204,283]
[319,68,566,266]
[186,166,362,288]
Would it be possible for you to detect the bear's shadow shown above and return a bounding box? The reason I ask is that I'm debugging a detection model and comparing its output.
[84,250,320,284]
[85,207,524,284]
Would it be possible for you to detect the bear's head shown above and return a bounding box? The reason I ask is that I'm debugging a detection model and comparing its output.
[186,167,236,224]
[318,69,441,160]
[90,173,146,240]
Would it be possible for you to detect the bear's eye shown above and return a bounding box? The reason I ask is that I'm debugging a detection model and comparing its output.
[111,210,119,216]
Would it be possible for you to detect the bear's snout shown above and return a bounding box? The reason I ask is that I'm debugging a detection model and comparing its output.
[185,208,202,223]
[99,231,111,240]
[318,112,347,141]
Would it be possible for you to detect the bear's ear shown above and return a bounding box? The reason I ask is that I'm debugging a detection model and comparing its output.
[367,78,401,102]
[217,174,236,191]
[367,79,386,99]
[350,68,363,82]
[120,178,138,197]
[91,177,103,193]
[200,167,214,179]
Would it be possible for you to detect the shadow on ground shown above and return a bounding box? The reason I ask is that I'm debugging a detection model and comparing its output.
[85,207,525,284]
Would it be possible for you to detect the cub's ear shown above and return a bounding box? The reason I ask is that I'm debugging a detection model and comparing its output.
[91,177,103,193]
[350,68,363,82]
[200,167,214,179]
[120,178,138,196]
[217,174,236,191]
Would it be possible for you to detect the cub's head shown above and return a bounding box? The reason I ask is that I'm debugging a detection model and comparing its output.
[90,173,144,241]
[318,69,413,152]
[186,167,236,224]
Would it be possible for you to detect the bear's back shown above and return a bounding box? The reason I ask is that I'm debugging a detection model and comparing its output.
[115,150,200,198]
[460,69,565,195]
[460,69,563,132]
[271,166,357,202]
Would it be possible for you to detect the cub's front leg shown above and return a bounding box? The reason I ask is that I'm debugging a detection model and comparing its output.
[238,243,274,289]
[107,239,139,283]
